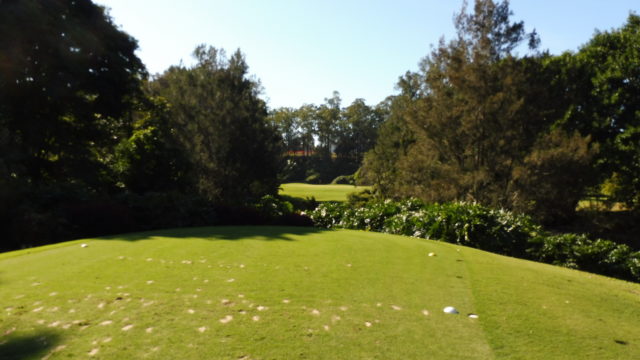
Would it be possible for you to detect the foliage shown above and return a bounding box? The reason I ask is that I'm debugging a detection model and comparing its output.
[331,175,355,185]
[111,96,191,193]
[528,233,640,281]
[360,0,596,222]
[358,73,418,194]
[309,199,640,282]
[150,45,282,204]
[510,129,598,223]
[310,199,540,258]
[557,14,640,208]
[0,0,145,190]
[270,94,384,183]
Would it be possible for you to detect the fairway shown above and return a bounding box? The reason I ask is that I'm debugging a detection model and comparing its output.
[1,227,639,359]
[279,183,371,202]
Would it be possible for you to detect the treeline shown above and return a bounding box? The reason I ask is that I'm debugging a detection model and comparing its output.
[359,1,640,225]
[0,0,286,250]
[269,93,385,184]
[2,0,640,251]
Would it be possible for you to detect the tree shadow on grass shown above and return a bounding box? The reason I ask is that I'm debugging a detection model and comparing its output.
[102,225,334,242]
[0,331,61,360]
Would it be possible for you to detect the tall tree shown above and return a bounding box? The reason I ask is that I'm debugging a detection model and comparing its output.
[150,45,282,203]
[0,0,145,189]
[557,14,640,207]
[369,0,596,221]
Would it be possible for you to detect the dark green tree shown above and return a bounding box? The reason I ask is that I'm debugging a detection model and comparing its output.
[0,0,145,189]
[557,14,640,207]
[150,45,282,203]
[366,0,596,222]
[358,72,420,192]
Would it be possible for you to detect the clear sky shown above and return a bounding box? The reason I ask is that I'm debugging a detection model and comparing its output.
[95,0,638,109]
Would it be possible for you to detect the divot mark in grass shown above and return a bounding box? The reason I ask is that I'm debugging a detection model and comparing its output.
[42,345,66,360]
[323,325,330,331]
[422,310,430,316]
[88,348,99,356]
[391,305,402,311]
[238,294,245,298]
[146,280,155,284]
[187,309,195,314]
[49,306,59,312]
[37,319,46,324]
[48,321,61,327]
[198,326,207,333]
[282,299,290,304]
[252,315,260,322]
[331,315,341,323]
[100,320,113,326]
[257,306,268,311]
[146,327,154,333]
[219,315,233,324]
[33,306,44,312]
[227,278,235,283]
[182,260,192,265]
[97,302,105,309]
[146,258,153,262]
[222,299,234,306]
[365,322,372,327]
[122,324,134,331]
[49,292,58,296]
[311,309,321,316]
[339,306,348,312]
[103,337,112,343]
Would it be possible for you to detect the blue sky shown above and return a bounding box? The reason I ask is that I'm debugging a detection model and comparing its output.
[95,0,638,109]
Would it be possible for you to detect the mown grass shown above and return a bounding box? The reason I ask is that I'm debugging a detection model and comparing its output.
[279,183,371,202]
[1,227,638,359]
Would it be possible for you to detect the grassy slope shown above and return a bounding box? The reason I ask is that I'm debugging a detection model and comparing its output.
[279,183,370,202]
[0,227,638,359]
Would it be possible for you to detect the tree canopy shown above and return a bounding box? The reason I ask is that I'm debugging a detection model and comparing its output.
[150,45,282,203]
[0,0,145,189]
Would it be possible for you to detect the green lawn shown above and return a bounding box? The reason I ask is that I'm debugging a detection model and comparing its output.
[1,227,639,359]
[279,183,371,202]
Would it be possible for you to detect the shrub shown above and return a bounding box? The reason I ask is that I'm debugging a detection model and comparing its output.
[309,199,639,282]
[310,199,540,257]
[528,233,640,281]
[331,175,355,185]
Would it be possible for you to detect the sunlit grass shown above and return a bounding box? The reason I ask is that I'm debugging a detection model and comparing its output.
[1,227,638,359]
[279,183,371,202]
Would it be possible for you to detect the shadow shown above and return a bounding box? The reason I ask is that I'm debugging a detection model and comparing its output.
[0,331,61,360]
[101,225,332,242]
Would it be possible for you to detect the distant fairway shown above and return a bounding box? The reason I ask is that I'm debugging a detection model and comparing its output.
[279,183,371,202]
[1,227,639,359]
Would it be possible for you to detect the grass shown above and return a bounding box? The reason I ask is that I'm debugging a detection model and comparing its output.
[1,226,639,359]
[279,183,371,202]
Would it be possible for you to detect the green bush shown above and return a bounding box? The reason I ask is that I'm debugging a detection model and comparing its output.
[310,199,540,257]
[309,199,640,282]
[528,233,640,281]
[331,175,355,185]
